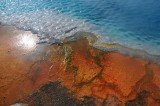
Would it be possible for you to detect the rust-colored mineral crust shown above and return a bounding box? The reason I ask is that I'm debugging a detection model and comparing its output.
[0,26,160,106]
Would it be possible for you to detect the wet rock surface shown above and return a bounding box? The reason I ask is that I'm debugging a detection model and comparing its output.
[0,26,160,106]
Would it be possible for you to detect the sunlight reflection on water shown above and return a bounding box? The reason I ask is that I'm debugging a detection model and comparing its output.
[16,33,37,50]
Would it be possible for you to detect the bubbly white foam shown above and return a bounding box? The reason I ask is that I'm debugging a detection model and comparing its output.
[0,10,98,44]
[0,9,160,63]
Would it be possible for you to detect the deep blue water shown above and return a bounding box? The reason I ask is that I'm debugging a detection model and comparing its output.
[0,0,160,55]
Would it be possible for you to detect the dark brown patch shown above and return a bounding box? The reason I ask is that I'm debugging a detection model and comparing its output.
[24,81,81,106]
[125,90,150,106]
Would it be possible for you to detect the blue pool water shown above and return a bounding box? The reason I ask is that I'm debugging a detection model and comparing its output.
[0,0,160,55]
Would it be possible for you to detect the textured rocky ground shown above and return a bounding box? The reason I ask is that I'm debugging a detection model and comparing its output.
[0,26,160,106]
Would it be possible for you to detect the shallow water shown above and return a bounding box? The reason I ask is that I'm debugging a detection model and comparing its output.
[0,0,160,55]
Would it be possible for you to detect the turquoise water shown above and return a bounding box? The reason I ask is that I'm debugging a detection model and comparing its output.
[0,0,160,55]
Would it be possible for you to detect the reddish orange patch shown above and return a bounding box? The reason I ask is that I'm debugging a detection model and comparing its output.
[0,27,160,105]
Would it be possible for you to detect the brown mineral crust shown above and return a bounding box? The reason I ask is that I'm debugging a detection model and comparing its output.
[126,62,160,103]
[125,90,150,106]
[151,63,160,88]
[101,53,147,97]
[28,60,52,89]
[0,32,32,105]
[20,81,84,106]
[0,27,54,105]
[147,97,160,106]
[0,26,160,106]
[66,39,102,85]
[92,78,124,100]
[125,90,160,106]
[46,39,103,102]
[49,38,160,105]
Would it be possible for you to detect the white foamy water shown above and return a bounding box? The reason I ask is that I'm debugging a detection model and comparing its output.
[0,9,160,64]
[0,10,98,44]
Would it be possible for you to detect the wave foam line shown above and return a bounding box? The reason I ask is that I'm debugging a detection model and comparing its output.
[0,10,97,44]
[1,10,160,64]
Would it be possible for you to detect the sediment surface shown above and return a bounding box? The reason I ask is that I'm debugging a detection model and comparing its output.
[0,26,160,106]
